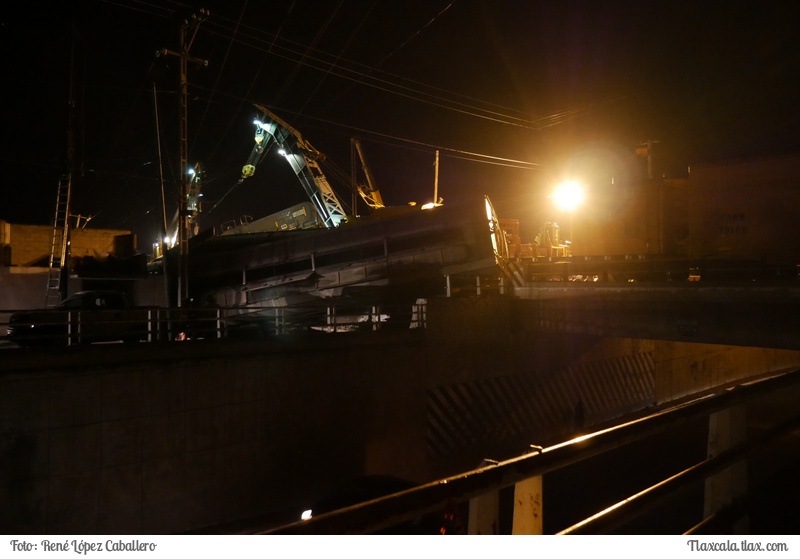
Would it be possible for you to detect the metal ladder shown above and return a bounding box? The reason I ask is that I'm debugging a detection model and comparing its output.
[46,174,72,308]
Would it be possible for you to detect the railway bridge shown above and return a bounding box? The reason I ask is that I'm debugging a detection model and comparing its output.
[2,281,800,534]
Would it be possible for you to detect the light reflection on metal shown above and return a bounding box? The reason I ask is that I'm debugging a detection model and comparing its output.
[263,369,800,535]
[484,195,507,260]
[240,105,348,229]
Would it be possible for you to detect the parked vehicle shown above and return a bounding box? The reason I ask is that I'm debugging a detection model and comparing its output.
[7,290,156,347]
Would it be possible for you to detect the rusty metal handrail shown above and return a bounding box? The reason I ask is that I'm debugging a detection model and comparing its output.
[558,410,800,534]
[262,369,800,534]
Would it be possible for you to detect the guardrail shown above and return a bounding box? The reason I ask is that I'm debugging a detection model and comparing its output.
[259,369,800,535]
[0,300,428,347]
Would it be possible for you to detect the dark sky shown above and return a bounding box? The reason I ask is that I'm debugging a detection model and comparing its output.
[3,0,799,247]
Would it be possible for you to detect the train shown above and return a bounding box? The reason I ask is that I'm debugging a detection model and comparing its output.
[163,194,506,331]
[508,153,800,282]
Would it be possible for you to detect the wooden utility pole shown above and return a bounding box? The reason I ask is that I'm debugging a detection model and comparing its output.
[159,8,208,307]
[152,83,168,248]
[434,150,440,206]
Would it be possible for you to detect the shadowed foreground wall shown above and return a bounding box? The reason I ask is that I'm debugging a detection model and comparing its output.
[2,297,798,534]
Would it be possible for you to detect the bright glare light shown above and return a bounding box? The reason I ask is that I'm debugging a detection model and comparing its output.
[551,180,585,212]
[278,148,287,156]
[300,509,313,520]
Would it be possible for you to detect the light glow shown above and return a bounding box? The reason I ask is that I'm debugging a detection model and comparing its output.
[551,180,585,212]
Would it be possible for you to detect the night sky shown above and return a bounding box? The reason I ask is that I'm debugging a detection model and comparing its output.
[3,0,799,248]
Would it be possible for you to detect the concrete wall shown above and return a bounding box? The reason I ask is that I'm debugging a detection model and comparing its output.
[71,228,137,260]
[2,296,799,534]
[5,224,54,266]
[1,336,430,534]
[0,222,135,267]
[654,342,800,404]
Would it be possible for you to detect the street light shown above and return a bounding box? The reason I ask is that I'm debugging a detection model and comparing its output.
[551,179,585,247]
[552,179,585,213]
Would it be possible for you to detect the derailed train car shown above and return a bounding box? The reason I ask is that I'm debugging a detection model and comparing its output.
[166,195,505,328]
[523,153,800,282]
[672,154,800,267]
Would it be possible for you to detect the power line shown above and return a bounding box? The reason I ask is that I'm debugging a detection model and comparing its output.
[203,19,589,132]
[101,1,630,139]
[191,0,250,155]
[100,2,603,165]
[295,1,377,117]
[192,87,545,170]
[89,2,597,225]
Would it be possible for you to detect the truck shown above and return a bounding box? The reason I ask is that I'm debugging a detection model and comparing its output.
[7,290,157,347]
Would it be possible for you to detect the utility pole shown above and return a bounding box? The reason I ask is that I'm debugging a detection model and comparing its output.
[152,83,168,249]
[46,25,80,307]
[158,8,208,307]
[434,150,440,206]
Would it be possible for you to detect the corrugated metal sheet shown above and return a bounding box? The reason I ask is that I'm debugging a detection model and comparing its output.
[426,351,655,459]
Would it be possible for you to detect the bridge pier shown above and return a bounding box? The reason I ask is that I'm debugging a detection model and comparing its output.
[511,475,543,534]
[468,488,499,534]
[705,406,749,533]
[466,475,544,535]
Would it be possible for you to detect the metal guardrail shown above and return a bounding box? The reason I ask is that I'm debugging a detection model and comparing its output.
[220,300,427,336]
[260,369,800,535]
[520,254,800,283]
[0,301,428,348]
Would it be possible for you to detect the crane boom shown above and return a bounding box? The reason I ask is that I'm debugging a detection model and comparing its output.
[351,137,384,209]
[241,104,347,229]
